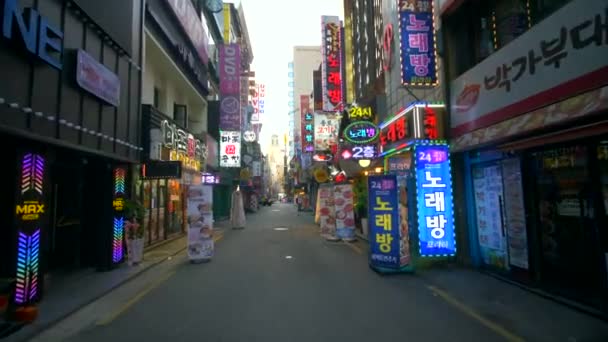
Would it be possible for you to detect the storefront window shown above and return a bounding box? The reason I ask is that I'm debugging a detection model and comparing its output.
[494,0,529,47]
[532,145,602,303]
[150,180,159,243]
[167,180,183,235]
[158,179,167,240]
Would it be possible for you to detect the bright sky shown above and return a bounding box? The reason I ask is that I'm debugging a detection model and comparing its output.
[236,0,344,152]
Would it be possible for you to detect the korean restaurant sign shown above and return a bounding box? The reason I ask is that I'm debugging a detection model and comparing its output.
[368,175,400,269]
[398,0,438,86]
[220,131,241,168]
[414,143,455,257]
[251,83,265,123]
[450,0,608,138]
[166,0,209,65]
[219,44,241,131]
[314,113,340,151]
[321,15,344,112]
[160,120,204,162]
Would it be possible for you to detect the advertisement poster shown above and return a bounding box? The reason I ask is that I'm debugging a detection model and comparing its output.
[472,164,507,268]
[502,158,529,269]
[317,183,336,238]
[314,113,340,151]
[387,154,413,268]
[334,184,355,241]
[187,185,214,262]
[368,175,401,270]
[415,144,456,257]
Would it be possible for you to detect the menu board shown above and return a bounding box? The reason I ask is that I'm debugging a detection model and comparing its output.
[334,184,355,241]
[501,158,529,269]
[472,164,507,267]
[186,185,214,262]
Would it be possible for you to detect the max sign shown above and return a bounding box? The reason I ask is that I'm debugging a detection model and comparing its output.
[2,0,63,69]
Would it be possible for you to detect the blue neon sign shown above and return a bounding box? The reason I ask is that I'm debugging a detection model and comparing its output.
[415,142,455,257]
[368,175,400,269]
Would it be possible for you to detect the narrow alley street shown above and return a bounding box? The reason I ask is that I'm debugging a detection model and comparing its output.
[25,203,608,342]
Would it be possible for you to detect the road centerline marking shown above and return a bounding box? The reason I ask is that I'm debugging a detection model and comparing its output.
[427,285,525,342]
[96,270,176,326]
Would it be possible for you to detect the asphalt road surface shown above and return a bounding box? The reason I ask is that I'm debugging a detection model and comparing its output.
[32,203,529,342]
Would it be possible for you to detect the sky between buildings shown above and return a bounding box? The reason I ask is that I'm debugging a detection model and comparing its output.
[237,0,344,153]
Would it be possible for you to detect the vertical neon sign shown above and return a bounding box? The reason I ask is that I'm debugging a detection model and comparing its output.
[14,153,46,305]
[112,167,126,263]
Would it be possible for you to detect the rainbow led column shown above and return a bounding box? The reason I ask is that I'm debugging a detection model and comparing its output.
[112,168,126,263]
[14,153,46,305]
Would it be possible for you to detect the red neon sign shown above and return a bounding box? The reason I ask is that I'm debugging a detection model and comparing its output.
[380,116,407,146]
[423,107,438,139]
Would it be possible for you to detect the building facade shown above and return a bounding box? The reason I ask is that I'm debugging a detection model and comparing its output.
[442,0,608,313]
[137,0,211,247]
[0,0,145,305]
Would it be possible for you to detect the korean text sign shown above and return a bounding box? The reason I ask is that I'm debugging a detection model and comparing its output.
[368,175,400,269]
[398,0,438,86]
[449,0,608,137]
[300,95,314,152]
[415,144,455,256]
[321,15,343,111]
[314,113,339,151]
[219,44,241,131]
[220,131,241,168]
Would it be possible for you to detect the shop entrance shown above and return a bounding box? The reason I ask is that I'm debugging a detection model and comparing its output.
[530,144,605,306]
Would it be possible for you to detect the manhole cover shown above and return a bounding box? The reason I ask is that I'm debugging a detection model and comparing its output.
[272,209,280,212]
[273,227,289,231]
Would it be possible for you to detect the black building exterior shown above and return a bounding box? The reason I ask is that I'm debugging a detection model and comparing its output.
[0,0,144,305]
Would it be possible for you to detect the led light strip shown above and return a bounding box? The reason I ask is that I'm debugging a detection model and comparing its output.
[21,154,45,195]
[112,217,124,263]
[15,229,41,304]
[112,168,126,263]
[114,168,126,194]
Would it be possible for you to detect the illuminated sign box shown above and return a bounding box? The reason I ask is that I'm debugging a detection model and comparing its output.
[414,142,455,257]
[142,161,182,179]
[379,102,446,154]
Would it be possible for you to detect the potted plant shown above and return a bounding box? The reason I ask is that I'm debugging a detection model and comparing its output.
[124,199,145,266]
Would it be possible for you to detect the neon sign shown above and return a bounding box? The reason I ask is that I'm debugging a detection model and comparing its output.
[414,142,455,257]
[348,106,374,120]
[342,145,377,160]
[398,0,439,86]
[344,121,379,144]
[112,167,126,263]
[14,152,46,305]
[321,16,343,111]
[380,116,407,146]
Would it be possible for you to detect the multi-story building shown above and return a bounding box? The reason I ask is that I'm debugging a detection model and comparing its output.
[287,61,296,158]
[138,0,212,247]
[291,46,323,154]
[267,134,285,197]
[441,0,608,314]
[0,0,144,306]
